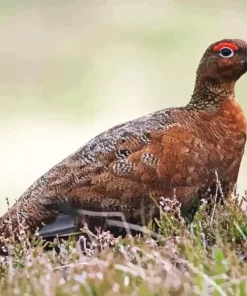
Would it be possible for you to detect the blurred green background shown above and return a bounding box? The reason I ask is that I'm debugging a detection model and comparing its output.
[1,0,247,215]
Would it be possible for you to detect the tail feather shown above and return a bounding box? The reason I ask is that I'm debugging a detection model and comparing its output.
[39,213,79,238]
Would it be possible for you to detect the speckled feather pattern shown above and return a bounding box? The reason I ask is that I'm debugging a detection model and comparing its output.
[0,38,247,242]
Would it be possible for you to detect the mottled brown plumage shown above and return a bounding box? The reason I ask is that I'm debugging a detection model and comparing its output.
[1,38,247,246]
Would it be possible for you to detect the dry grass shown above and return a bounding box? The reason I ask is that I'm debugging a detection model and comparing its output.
[0,194,247,295]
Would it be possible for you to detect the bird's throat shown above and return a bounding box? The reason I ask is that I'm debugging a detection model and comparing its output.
[186,79,235,111]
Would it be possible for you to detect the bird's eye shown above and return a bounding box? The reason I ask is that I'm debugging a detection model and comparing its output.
[219,47,234,58]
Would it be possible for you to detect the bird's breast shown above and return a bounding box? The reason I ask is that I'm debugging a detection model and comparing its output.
[158,99,247,189]
[192,98,246,181]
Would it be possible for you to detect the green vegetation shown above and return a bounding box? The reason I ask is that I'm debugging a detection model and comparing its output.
[1,195,247,295]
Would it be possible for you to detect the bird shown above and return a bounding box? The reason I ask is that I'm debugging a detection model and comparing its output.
[0,38,246,250]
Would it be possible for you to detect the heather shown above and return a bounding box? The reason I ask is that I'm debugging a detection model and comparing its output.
[1,195,247,296]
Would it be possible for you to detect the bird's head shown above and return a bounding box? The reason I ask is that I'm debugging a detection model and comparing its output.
[197,39,247,84]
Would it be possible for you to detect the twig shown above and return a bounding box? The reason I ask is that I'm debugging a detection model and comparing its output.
[210,170,223,225]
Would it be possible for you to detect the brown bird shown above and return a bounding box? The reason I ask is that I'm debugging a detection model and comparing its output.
[0,38,247,246]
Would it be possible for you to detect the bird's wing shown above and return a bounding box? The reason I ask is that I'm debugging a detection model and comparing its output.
[108,122,211,188]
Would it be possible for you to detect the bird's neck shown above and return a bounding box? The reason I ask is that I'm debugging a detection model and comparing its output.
[186,78,235,111]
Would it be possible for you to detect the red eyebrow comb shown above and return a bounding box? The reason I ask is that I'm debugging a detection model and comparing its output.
[213,42,238,51]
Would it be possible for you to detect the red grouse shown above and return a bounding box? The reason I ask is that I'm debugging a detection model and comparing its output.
[0,39,246,244]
